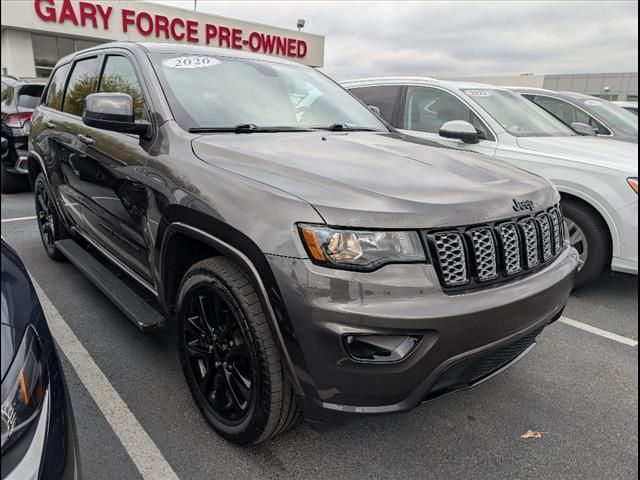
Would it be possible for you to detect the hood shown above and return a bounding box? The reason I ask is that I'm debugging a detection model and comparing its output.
[192,131,558,228]
[515,136,638,172]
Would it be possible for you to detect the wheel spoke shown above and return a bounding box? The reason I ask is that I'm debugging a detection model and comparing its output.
[185,315,208,336]
[186,338,210,357]
[197,294,215,333]
[224,368,249,411]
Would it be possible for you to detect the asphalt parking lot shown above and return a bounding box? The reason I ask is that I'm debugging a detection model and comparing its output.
[2,191,638,480]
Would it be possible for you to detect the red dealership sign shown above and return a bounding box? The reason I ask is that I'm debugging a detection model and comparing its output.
[33,0,309,58]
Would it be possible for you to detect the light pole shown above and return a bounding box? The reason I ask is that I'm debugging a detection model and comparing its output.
[194,0,197,12]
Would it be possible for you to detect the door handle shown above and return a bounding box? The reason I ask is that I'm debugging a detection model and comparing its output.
[44,121,56,129]
[77,134,94,145]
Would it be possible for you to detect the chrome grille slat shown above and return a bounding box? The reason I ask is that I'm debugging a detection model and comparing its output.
[433,232,468,286]
[518,218,540,268]
[549,207,562,252]
[469,228,498,281]
[536,213,553,261]
[497,222,522,275]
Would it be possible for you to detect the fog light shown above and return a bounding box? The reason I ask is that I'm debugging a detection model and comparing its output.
[344,334,420,362]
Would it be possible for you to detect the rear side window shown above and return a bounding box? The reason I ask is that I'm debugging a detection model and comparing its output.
[1,82,12,105]
[98,56,146,120]
[350,86,401,124]
[17,84,45,109]
[45,64,70,111]
[63,57,100,116]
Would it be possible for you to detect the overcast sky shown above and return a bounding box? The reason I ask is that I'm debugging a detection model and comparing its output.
[149,1,638,80]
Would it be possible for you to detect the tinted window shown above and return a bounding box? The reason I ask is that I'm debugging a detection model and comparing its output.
[98,56,145,120]
[527,95,610,135]
[349,86,401,124]
[63,57,100,116]
[403,86,494,141]
[17,84,45,109]
[1,83,11,104]
[45,64,70,111]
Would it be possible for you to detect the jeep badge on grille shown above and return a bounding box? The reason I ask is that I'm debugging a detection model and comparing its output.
[512,198,536,212]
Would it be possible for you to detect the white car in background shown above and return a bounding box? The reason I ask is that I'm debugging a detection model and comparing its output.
[342,77,638,287]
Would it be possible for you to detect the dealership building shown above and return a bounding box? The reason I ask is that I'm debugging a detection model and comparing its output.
[1,0,325,78]
[445,72,638,102]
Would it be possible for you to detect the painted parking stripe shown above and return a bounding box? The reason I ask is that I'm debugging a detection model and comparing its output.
[1,215,36,223]
[31,279,179,480]
[559,316,638,347]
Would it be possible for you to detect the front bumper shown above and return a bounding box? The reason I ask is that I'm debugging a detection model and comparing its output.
[267,246,578,419]
[611,200,638,275]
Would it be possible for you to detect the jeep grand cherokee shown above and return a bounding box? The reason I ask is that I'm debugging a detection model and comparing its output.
[28,42,578,445]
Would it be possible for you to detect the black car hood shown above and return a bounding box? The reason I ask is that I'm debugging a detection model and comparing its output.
[192,131,557,228]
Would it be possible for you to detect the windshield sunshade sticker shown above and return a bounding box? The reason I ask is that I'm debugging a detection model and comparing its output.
[465,90,492,97]
[162,56,222,69]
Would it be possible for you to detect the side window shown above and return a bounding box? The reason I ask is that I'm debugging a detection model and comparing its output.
[44,64,70,111]
[349,86,401,124]
[62,57,100,116]
[98,56,146,121]
[528,95,610,135]
[1,83,11,104]
[403,86,494,141]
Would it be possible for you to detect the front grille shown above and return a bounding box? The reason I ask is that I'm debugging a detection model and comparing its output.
[425,204,565,291]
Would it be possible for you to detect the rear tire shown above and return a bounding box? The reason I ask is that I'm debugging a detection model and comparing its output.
[1,161,29,193]
[561,198,611,288]
[34,173,68,261]
[176,257,300,445]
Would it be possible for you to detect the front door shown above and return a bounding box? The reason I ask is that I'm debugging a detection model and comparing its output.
[71,53,154,283]
[398,86,498,157]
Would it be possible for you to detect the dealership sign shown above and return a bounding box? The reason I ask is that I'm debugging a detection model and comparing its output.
[1,0,325,66]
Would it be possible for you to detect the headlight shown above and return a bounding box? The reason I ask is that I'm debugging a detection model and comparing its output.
[627,177,638,194]
[1,327,48,453]
[298,224,426,270]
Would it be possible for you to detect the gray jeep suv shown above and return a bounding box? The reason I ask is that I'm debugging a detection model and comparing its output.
[28,42,578,444]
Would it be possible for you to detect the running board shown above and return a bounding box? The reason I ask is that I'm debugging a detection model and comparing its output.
[55,239,165,331]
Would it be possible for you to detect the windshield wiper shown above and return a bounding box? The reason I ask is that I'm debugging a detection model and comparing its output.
[318,123,379,132]
[189,124,313,134]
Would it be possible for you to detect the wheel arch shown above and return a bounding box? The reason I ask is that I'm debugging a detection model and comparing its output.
[557,186,617,257]
[156,206,305,396]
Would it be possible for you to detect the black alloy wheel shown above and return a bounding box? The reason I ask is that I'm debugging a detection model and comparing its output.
[177,257,300,445]
[34,173,67,260]
[183,285,255,424]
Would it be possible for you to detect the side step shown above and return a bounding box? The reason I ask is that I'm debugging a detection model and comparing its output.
[55,239,165,331]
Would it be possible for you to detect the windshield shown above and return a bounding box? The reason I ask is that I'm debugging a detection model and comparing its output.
[150,53,387,132]
[580,97,638,134]
[462,88,575,137]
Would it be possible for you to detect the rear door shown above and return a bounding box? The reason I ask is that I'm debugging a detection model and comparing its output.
[73,51,154,283]
[29,62,87,229]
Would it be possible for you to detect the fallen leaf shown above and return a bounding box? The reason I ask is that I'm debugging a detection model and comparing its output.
[521,430,546,439]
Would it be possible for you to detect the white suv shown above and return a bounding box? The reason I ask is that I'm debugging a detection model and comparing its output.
[343,77,638,287]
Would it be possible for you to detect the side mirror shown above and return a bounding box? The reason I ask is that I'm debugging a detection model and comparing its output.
[368,105,381,116]
[570,122,597,136]
[83,93,150,137]
[1,137,8,156]
[439,120,479,144]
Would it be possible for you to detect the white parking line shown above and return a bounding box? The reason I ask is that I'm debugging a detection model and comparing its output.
[1,215,36,223]
[560,316,638,347]
[31,279,180,480]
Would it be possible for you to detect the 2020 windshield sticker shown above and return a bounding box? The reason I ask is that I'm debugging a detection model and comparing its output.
[465,90,492,97]
[162,56,222,69]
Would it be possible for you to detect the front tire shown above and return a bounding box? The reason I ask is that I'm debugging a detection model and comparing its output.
[177,257,300,445]
[34,173,68,260]
[561,198,611,288]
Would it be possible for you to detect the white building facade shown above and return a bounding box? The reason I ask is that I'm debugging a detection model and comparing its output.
[1,0,325,78]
